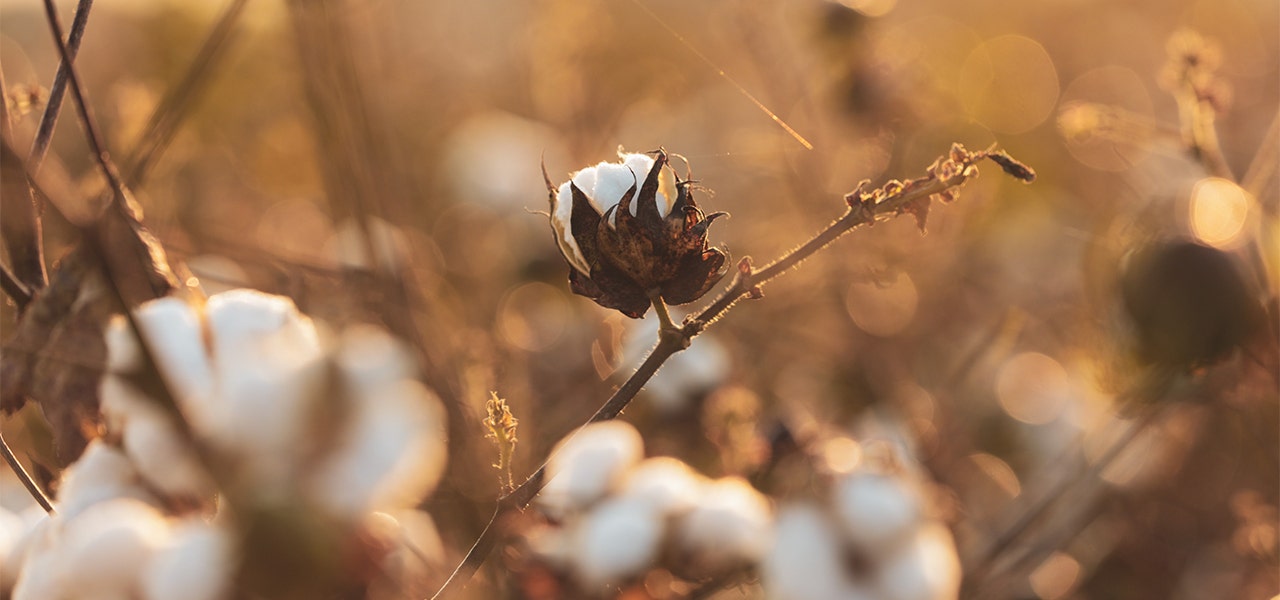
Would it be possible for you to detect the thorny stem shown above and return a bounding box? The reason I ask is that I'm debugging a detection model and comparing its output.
[30,0,94,173]
[650,292,677,334]
[430,145,1033,599]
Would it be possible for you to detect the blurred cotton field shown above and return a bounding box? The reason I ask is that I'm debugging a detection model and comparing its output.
[1,0,1277,599]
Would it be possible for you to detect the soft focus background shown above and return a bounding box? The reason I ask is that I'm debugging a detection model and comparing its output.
[1,0,1277,598]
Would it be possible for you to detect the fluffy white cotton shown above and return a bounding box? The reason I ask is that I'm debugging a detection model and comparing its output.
[57,441,157,519]
[58,498,171,599]
[619,457,706,516]
[203,290,325,489]
[142,519,234,600]
[0,507,25,592]
[675,477,772,570]
[874,524,962,600]
[121,407,213,499]
[571,496,665,588]
[763,504,871,600]
[538,421,645,519]
[10,521,58,600]
[551,152,671,274]
[101,371,211,500]
[834,472,922,550]
[310,380,447,516]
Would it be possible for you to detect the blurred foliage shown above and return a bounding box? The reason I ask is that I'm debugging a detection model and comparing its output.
[1,0,1277,598]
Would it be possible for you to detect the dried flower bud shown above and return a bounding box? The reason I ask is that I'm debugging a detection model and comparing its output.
[546,150,729,318]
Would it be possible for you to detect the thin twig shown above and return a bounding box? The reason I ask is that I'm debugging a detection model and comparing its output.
[0,261,33,309]
[960,408,1162,599]
[0,429,55,514]
[123,0,248,186]
[29,0,93,172]
[36,0,222,478]
[429,144,1034,599]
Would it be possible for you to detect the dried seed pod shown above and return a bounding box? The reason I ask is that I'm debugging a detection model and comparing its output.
[546,150,728,318]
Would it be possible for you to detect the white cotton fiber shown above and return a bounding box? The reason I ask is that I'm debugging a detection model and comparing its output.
[537,421,644,519]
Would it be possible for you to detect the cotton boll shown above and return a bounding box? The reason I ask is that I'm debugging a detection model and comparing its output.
[0,506,25,592]
[763,504,872,600]
[537,421,645,519]
[203,290,325,487]
[142,519,234,600]
[874,524,961,600]
[311,380,448,516]
[58,498,171,599]
[130,297,215,413]
[103,314,144,373]
[2,509,49,592]
[833,472,922,551]
[122,409,213,499]
[11,521,60,600]
[620,457,706,516]
[571,496,665,589]
[675,477,772,571]
[57,441,157,519]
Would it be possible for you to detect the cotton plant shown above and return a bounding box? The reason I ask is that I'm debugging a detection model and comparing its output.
[519,420,961,600]
[5,289,448,599]
[525,420,772,593]
[763,451,961,600]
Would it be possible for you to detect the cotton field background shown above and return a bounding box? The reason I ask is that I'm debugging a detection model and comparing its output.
[0,0,1276,599]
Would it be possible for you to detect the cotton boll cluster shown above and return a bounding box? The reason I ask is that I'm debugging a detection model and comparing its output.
[526,421,772,593]
[8,289,449,597]
[763,456,961,600]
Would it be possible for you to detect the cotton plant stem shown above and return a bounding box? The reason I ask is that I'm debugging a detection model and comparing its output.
[0,429,55,514]
[430,146,1031,599]
[961,408,1162,599]
[29,0,94,173]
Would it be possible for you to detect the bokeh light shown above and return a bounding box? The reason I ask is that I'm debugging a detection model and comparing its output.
[995,352,1072,426]
[1189,177,1252,249]
[844,272,918,337]
[959,35,1060,134]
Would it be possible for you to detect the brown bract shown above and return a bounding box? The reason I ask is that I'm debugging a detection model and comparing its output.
[546,151,728,318]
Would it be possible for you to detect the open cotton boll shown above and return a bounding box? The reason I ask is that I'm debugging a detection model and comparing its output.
[763,504,872,600]
[203,290,325,487]
[310,380,447,516]
[141,519,234,600]
[57,440,158,519]
[834,472,922,551]
[122,408,213,500]
[11,522,59,600]
[873,524,961,600]
[619,457,707,516]
[128,297,216,412]
[570,496,665,589]
[57,497,171,599]
[0,506,25,592]
[552,152,674,273]
[2,509,49,592]
[675,477,772,571]
[537,421,644,519]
